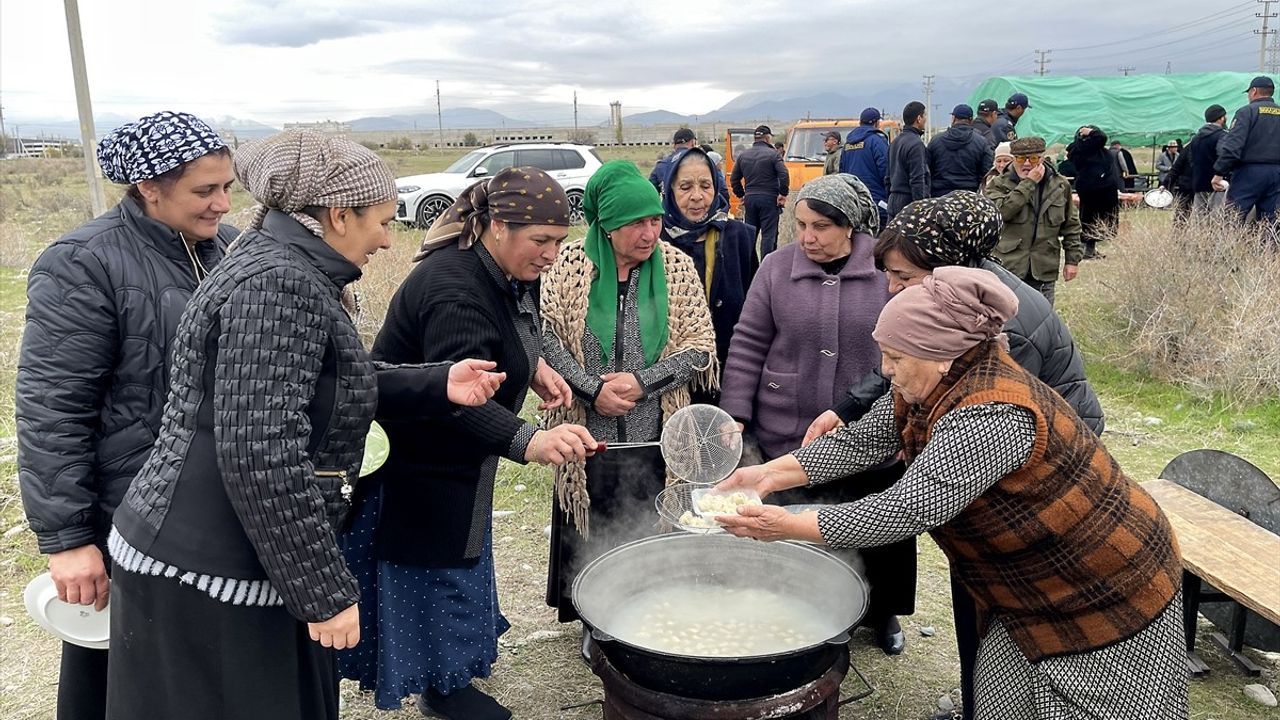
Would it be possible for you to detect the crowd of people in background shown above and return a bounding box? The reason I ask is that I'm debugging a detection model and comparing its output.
[19,71,1278,720]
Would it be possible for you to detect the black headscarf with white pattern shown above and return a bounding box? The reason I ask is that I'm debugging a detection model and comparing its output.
[96,111,226,185]
[883,191,1003,266]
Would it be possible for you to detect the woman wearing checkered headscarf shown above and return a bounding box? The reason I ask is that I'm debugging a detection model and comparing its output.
[15,110,238,719]
[103,131,502,720]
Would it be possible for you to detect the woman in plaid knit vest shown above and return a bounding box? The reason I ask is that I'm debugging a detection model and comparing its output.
[718,266,1187,719]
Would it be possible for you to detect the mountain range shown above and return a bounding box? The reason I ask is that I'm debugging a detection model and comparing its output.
[8,80,979,140]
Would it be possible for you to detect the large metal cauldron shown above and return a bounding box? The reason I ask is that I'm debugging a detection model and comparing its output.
[572,533,869,701]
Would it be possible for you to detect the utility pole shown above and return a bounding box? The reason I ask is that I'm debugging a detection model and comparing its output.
[1259,1,1277,72]
[0,94,7,157]
[922,75,934,142]
[573,91,578,141]
[1118,66,1136,76]
[435,80,444,148]
[63,0,106,216]
[1034,49,1051,76]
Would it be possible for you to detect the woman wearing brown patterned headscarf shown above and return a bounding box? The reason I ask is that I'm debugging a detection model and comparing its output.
[105,130,505,720]
[340,166,596,720]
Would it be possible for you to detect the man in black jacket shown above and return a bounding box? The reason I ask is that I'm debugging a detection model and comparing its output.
[887,102,929,217]
[1214,76,1280,223]
[927,104,994,196]
[731,124,790,257]
[1110,141,1138,190]
[649,127,698,192]
[974,99,998,147]
[1186,104,1229,212]
[992,92,1029,143]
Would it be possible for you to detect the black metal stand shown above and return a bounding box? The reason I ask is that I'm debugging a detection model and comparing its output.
[1181,570,1262,677]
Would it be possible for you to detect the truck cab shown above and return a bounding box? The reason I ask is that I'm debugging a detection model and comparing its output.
[722,120,900,217]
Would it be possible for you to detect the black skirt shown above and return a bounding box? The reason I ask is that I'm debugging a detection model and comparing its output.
[766,460,917,622]
[106,563,338,720]
[546,446,666,623]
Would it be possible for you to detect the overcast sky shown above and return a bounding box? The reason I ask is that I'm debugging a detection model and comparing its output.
[0,0,1265,125]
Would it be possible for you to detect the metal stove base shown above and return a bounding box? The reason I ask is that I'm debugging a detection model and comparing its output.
[584,640,867,720]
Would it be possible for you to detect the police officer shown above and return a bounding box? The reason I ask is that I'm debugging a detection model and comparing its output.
[840,107,891,225]
[973,99,999,147]
[992,93,1029,144]
[1214,75,1280,223]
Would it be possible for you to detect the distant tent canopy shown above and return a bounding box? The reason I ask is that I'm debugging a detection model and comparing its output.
[967,71,1260,148]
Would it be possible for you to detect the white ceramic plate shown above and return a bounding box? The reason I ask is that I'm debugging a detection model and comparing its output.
[1144,188,1173,209]
[23,572,110,649]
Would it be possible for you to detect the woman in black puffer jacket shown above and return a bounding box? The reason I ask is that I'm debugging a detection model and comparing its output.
[16,110,236,720]
[105,131,503,720]
[1067,125,1121,259]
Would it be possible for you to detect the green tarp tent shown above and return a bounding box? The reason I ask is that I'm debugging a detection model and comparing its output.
[966,72,1260,148]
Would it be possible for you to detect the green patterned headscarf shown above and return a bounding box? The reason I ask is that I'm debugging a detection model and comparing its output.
[583,161,668,366]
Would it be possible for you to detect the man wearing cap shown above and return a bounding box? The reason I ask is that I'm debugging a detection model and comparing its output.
[731,125,790,256]
[1214,75,1280,223]
[974,99,999,147]
[927,104,995,197]
[822,131,843,175]
[840,107,892,225]
[1180,104,1229,213]
[887,101,930,218]
[649,127,699,192]
[1110,141,1138,190]
[985,136,1082,306]
[1155,141,1178,186]
[992,93,1030,144]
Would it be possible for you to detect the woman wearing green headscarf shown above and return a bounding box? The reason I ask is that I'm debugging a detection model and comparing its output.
[541,161,718,630]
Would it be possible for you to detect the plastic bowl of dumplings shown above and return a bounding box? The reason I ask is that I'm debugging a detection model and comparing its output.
[656,484,761,535]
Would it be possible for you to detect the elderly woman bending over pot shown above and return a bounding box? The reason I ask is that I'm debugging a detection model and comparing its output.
[540,161,718,630]
[718,266,1187,720]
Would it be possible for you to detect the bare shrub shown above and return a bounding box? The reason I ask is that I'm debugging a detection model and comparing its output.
[352,224,420,346]
[1088,208,1280,402]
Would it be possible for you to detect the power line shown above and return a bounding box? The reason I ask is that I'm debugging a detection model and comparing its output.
[1053,31,1258,75]
[1051,1,1253,52]
[1053,16,1254,63]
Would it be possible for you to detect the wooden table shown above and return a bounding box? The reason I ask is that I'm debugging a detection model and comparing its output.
[1144,479,1280,675]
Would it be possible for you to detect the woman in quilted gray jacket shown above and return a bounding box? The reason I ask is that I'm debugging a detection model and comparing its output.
[104,131,503,720]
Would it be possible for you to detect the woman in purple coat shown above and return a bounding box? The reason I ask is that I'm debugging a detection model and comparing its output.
[719,173,915,655]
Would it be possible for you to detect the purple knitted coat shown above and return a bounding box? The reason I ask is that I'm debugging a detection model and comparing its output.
[719,236,890,459]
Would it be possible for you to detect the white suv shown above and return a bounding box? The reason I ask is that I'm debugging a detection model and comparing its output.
[395,143,603,227]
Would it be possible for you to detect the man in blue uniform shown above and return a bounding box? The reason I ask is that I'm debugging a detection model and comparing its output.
[840,107,891,225]
[1214,76,1280,223]
[992,93,1029,144]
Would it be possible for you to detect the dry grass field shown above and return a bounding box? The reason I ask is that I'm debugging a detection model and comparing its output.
[0,150,1277,719]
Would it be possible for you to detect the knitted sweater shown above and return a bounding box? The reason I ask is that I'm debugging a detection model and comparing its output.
[720,240,889,459]
[900,342,1181,661]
